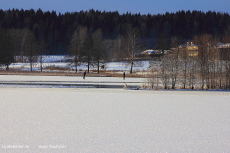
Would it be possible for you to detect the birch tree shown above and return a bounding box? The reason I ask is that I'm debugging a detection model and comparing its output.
[92,29,105,73]
[160,55,171,89]
[83,35,94,73]
[126,27,141,73]
[68,26,88,72]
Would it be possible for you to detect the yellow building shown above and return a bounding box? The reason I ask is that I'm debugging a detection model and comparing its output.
[179,42,198,57]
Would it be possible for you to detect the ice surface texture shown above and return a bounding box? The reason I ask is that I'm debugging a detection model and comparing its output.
[0,87,230,153]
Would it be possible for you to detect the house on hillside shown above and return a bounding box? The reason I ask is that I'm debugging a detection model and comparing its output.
[179,42,198,57]
[176,42,230,61]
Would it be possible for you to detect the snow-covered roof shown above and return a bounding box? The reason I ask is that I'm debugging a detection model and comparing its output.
[141,50,154,54]
[179,43,197,48]
[217,43,230,48]
[191,44,197,47]
[216,42,224,47]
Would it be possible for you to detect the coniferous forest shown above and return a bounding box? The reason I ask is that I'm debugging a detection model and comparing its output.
[0,9,230,55]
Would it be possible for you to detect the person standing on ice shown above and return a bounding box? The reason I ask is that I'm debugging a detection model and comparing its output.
[123,72,125,80]
[83,71,86,79]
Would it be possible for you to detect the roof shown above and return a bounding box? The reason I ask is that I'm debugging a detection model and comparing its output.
[179,43,197,48]
[216,42,224,47]
[141,50,154,54]
[147,51,153,54]
[217,43,230,48]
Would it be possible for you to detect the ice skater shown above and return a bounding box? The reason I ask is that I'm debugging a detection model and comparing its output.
[83,71,86,79]
[123,71,125,80]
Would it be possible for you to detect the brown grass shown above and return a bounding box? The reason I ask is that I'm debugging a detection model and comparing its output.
[44,66,72,71]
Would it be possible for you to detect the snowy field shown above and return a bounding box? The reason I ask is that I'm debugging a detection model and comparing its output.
[9,55,151,72]
[0,75,230,153]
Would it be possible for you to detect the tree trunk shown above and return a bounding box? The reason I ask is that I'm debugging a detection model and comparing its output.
[130,60,133,73]
[75,64,78,73]
[97,59,100,74]
[87,56,90,73]
[30,62,33,71]
[6,64,9,70]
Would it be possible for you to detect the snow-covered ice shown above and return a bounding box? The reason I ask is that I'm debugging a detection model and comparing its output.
[0,75,144,89]
[0,75,144,83]
[0,75,230,152]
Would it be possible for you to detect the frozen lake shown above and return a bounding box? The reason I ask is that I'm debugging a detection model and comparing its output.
[0,75,144,89]
[0,75,230,152]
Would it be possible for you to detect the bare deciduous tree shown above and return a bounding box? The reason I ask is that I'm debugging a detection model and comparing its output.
[83,35,94,73]
[92,29,105,73]
[126,27,141,73]
[9,28,38,71]
[68,26,88,72]
[38,40,46,72]
[114,34,127,59]
[160,55,171,89]
[169,50,180,89]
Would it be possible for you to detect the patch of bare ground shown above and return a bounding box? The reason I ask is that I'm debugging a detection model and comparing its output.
[44,66,71,71]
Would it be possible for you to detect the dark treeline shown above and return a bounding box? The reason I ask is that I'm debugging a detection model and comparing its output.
[1,9,230,54]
